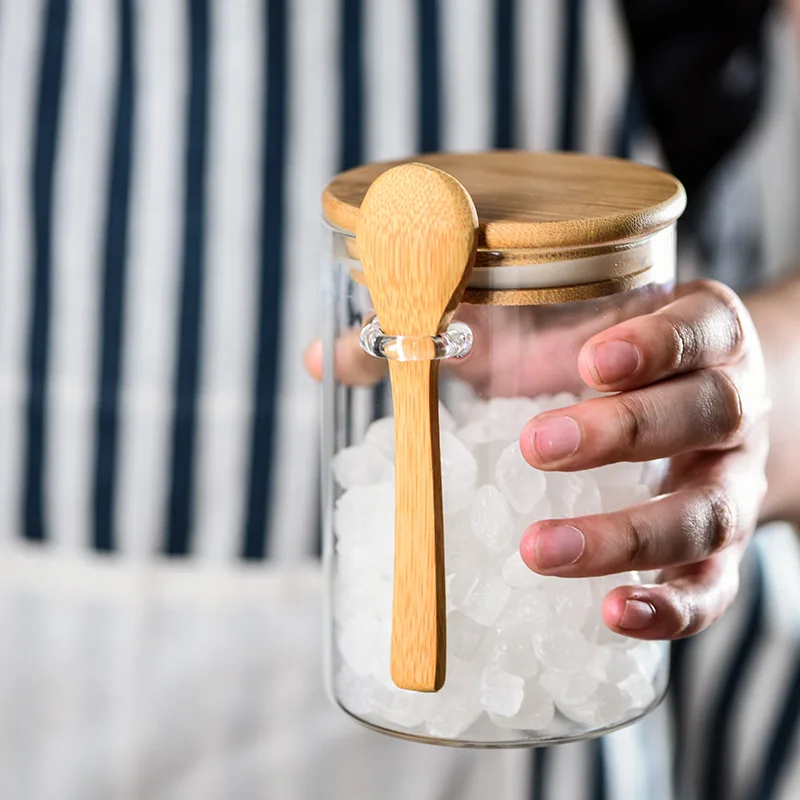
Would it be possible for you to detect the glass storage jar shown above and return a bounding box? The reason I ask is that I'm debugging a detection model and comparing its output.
[320,152,686,747]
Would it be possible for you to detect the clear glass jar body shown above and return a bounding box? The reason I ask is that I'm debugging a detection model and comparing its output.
[322,226,676,747]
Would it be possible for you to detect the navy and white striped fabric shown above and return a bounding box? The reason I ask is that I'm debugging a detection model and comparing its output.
[1,0,652,565]
[0,2,799,799]
[1,0,319,563]
[0,0,652,565]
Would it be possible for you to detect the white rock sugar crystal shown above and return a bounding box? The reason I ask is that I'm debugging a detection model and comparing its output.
[546,472,584,518]
[333,485,394,579]
[440,431,478,513]
[438,401,458,433]
[481,397,539,442]
[468,485,515,552]
[620,671,656,709]
[458,419,494,447]
[335,664,373,716]
[450,566,511,626]
[363,416,395,458]
[469,439,518,486]
[539,670,598,706]
[480,668,525,717]
[485,631,539,678]
[556,682,634,728]
[332,443,394,489]
[501,551,544,589]
[367,682,435,728]
[550,579,593,630]
[447,610,488,660]
[338,614,389,679]
[572,478,603,517]
[587,683,636,728]
[495,442,546,514]
[334,574,392,624]
[496,589,550,634]
[334,484,394,550]
[490,680,555,731]
[600,650,640,683]
[533,629,592,673]
[426,659,482,738]
[631,640,665,681]
[332,394,664,739]
[444,512,488,575]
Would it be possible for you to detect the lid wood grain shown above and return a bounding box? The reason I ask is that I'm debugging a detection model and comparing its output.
[323,151,686,252]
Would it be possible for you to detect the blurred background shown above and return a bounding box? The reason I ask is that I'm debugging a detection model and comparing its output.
[0,1,799,799]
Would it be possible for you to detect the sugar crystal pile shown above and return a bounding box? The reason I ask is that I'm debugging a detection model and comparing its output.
[332,394,667,742]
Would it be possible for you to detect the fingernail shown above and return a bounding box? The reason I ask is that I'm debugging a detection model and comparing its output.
[531,416,581,461]
[533,525,585,570]
[592,341,640,384]
[618,599,656,630]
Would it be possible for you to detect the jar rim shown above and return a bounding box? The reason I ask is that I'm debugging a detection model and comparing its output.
[324,217,671,268]
[330,221,675,304]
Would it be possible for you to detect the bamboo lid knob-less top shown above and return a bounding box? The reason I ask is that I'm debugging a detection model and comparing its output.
[323,151,686,256]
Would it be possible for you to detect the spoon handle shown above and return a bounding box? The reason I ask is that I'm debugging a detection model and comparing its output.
[388,358,446,692]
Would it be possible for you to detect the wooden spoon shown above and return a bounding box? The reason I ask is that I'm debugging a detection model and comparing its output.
[357,163,478,692]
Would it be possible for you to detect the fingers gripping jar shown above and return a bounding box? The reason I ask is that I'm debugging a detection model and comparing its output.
[320,152,686,746]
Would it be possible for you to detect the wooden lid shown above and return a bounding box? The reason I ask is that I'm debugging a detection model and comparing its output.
[323,151,686,253]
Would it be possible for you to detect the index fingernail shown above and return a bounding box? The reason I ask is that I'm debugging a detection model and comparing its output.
[592,341,640,384]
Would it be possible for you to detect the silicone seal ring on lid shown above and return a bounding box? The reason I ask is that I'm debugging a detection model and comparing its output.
[359,316,473,362]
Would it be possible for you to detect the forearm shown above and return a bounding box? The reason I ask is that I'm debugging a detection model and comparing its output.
[745,274,800,524]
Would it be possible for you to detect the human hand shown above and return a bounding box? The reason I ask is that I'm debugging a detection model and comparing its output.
[304,295,652,396]
[518,280,770,640]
